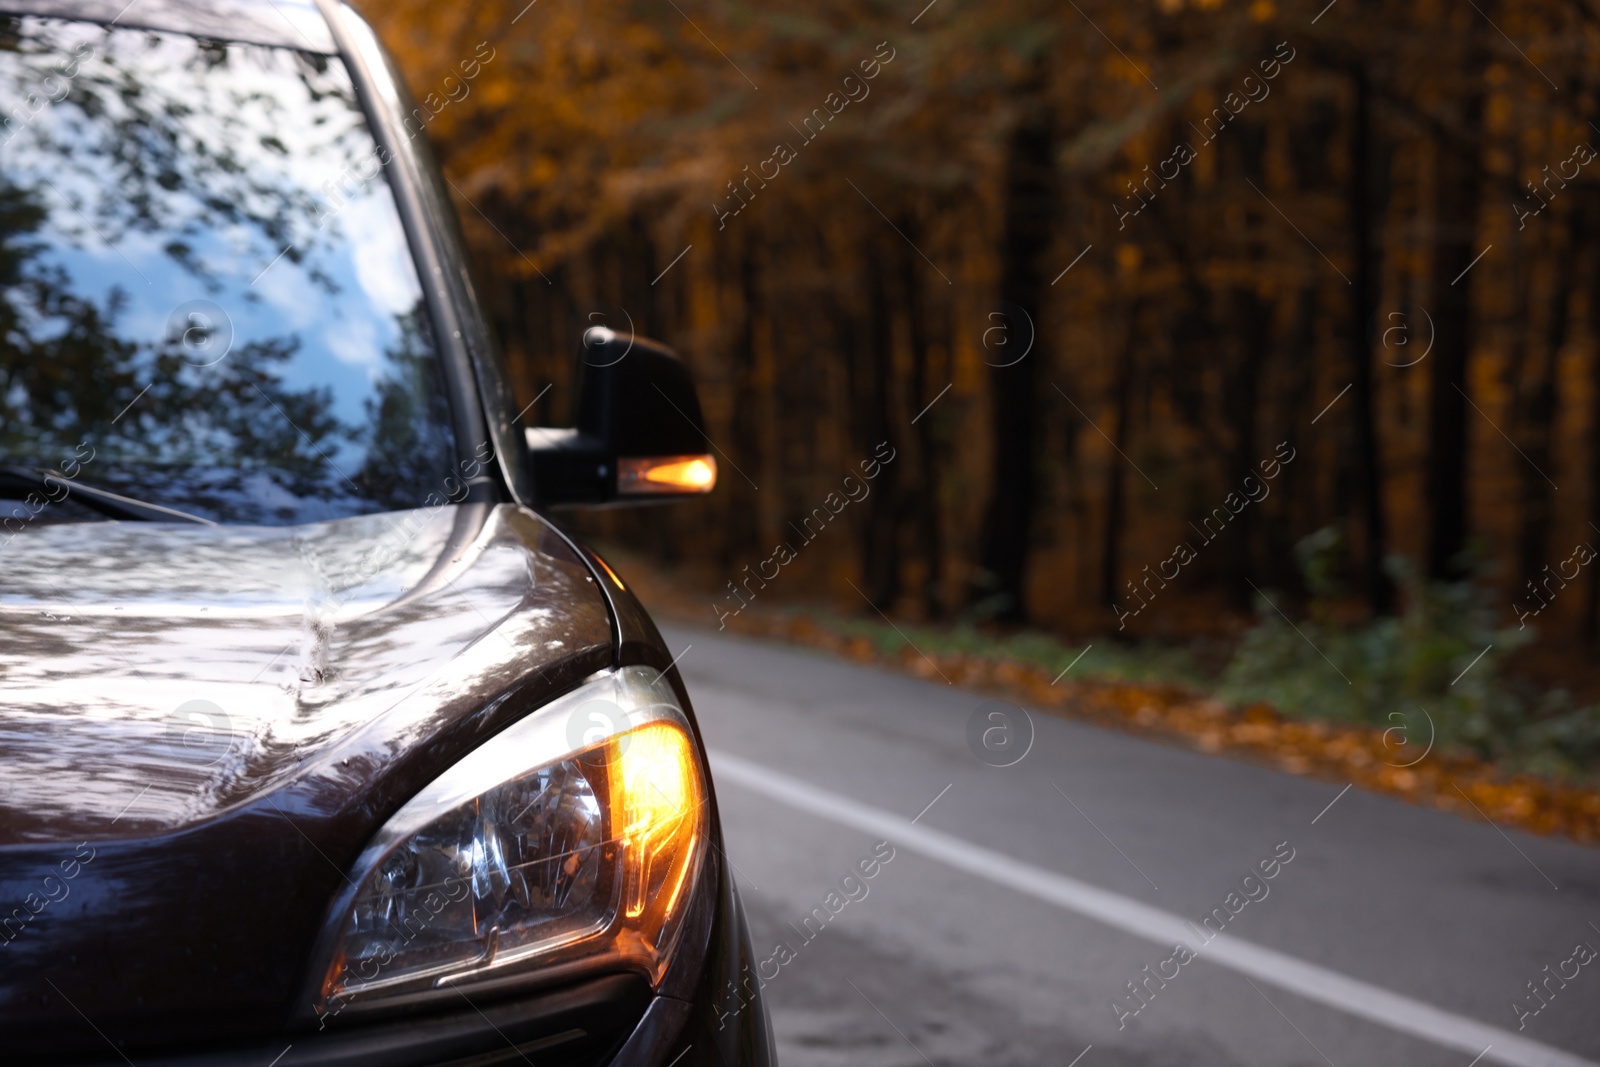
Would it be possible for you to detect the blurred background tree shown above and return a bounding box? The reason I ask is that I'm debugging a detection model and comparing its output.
[358,0,1600,688]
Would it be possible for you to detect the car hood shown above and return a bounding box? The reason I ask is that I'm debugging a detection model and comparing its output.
[0,503,616,1048]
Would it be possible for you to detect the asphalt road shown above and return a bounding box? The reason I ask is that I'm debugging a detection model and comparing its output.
[660,624,1600,1067]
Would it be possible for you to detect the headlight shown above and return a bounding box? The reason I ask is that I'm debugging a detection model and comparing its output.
[310,667,707,1013]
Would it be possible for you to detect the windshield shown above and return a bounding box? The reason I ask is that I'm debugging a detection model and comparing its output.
[0,15,459,525]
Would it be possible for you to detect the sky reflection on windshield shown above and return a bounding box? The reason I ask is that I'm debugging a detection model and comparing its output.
[0,15,458,523]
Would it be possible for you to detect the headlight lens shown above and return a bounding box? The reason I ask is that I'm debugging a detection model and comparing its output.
[314,667,706,1011]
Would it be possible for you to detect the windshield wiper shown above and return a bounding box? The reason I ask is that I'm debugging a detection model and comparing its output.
[0,466,216,525]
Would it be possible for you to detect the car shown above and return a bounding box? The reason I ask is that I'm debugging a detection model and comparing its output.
[0,1,774,1064]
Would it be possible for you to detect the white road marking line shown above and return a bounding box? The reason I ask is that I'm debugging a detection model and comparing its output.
[911,783,951,824]
[708,749,1598,1067]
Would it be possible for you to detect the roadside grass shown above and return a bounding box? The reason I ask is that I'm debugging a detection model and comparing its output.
[800,610,1209,689]
[601,540,1600,841]
[776,567,1600,787]
[1216,576,1600,785]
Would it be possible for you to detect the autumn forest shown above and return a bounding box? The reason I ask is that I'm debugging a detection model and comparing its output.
[360,0,1600,688]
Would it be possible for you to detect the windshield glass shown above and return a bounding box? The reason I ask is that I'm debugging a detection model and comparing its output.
[0,15,458,525]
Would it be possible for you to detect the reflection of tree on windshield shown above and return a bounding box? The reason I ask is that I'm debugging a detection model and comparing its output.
[0,180,137,436]
[3,16,362,291]
[356,304,459,511]
[2,175,348,522]
[0,17,459,524]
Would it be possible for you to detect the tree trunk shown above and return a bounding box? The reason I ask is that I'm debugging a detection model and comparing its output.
[858,240,902,609]
[1424,85,1482,582]
[1227,288,1268,611]
[1586,197,1600,642]
[1349,65,1395,613]
[1099,307,1139,613]
[1514,220,1572,596]
[977,75,1056,622]
[902,220,946,618]
[728,234,765,561]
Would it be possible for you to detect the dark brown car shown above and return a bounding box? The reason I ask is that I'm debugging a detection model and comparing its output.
[0,2,774,1064]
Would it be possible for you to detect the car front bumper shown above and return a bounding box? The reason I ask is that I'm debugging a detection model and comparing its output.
[32,857,774,1067]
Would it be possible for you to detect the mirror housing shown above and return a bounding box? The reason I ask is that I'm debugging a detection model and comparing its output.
[526,328,718,507]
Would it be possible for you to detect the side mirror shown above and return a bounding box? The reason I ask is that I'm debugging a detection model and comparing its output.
[525,328,718,507]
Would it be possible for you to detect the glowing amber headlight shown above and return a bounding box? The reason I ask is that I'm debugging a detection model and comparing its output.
[617,454,717,495]
[308,668,707,1016]
[613,722,700,923]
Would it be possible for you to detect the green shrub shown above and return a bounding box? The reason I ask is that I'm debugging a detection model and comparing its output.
[1218,532,1600,780]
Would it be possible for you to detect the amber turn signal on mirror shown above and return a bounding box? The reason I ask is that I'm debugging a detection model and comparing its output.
[617,455,717,496]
